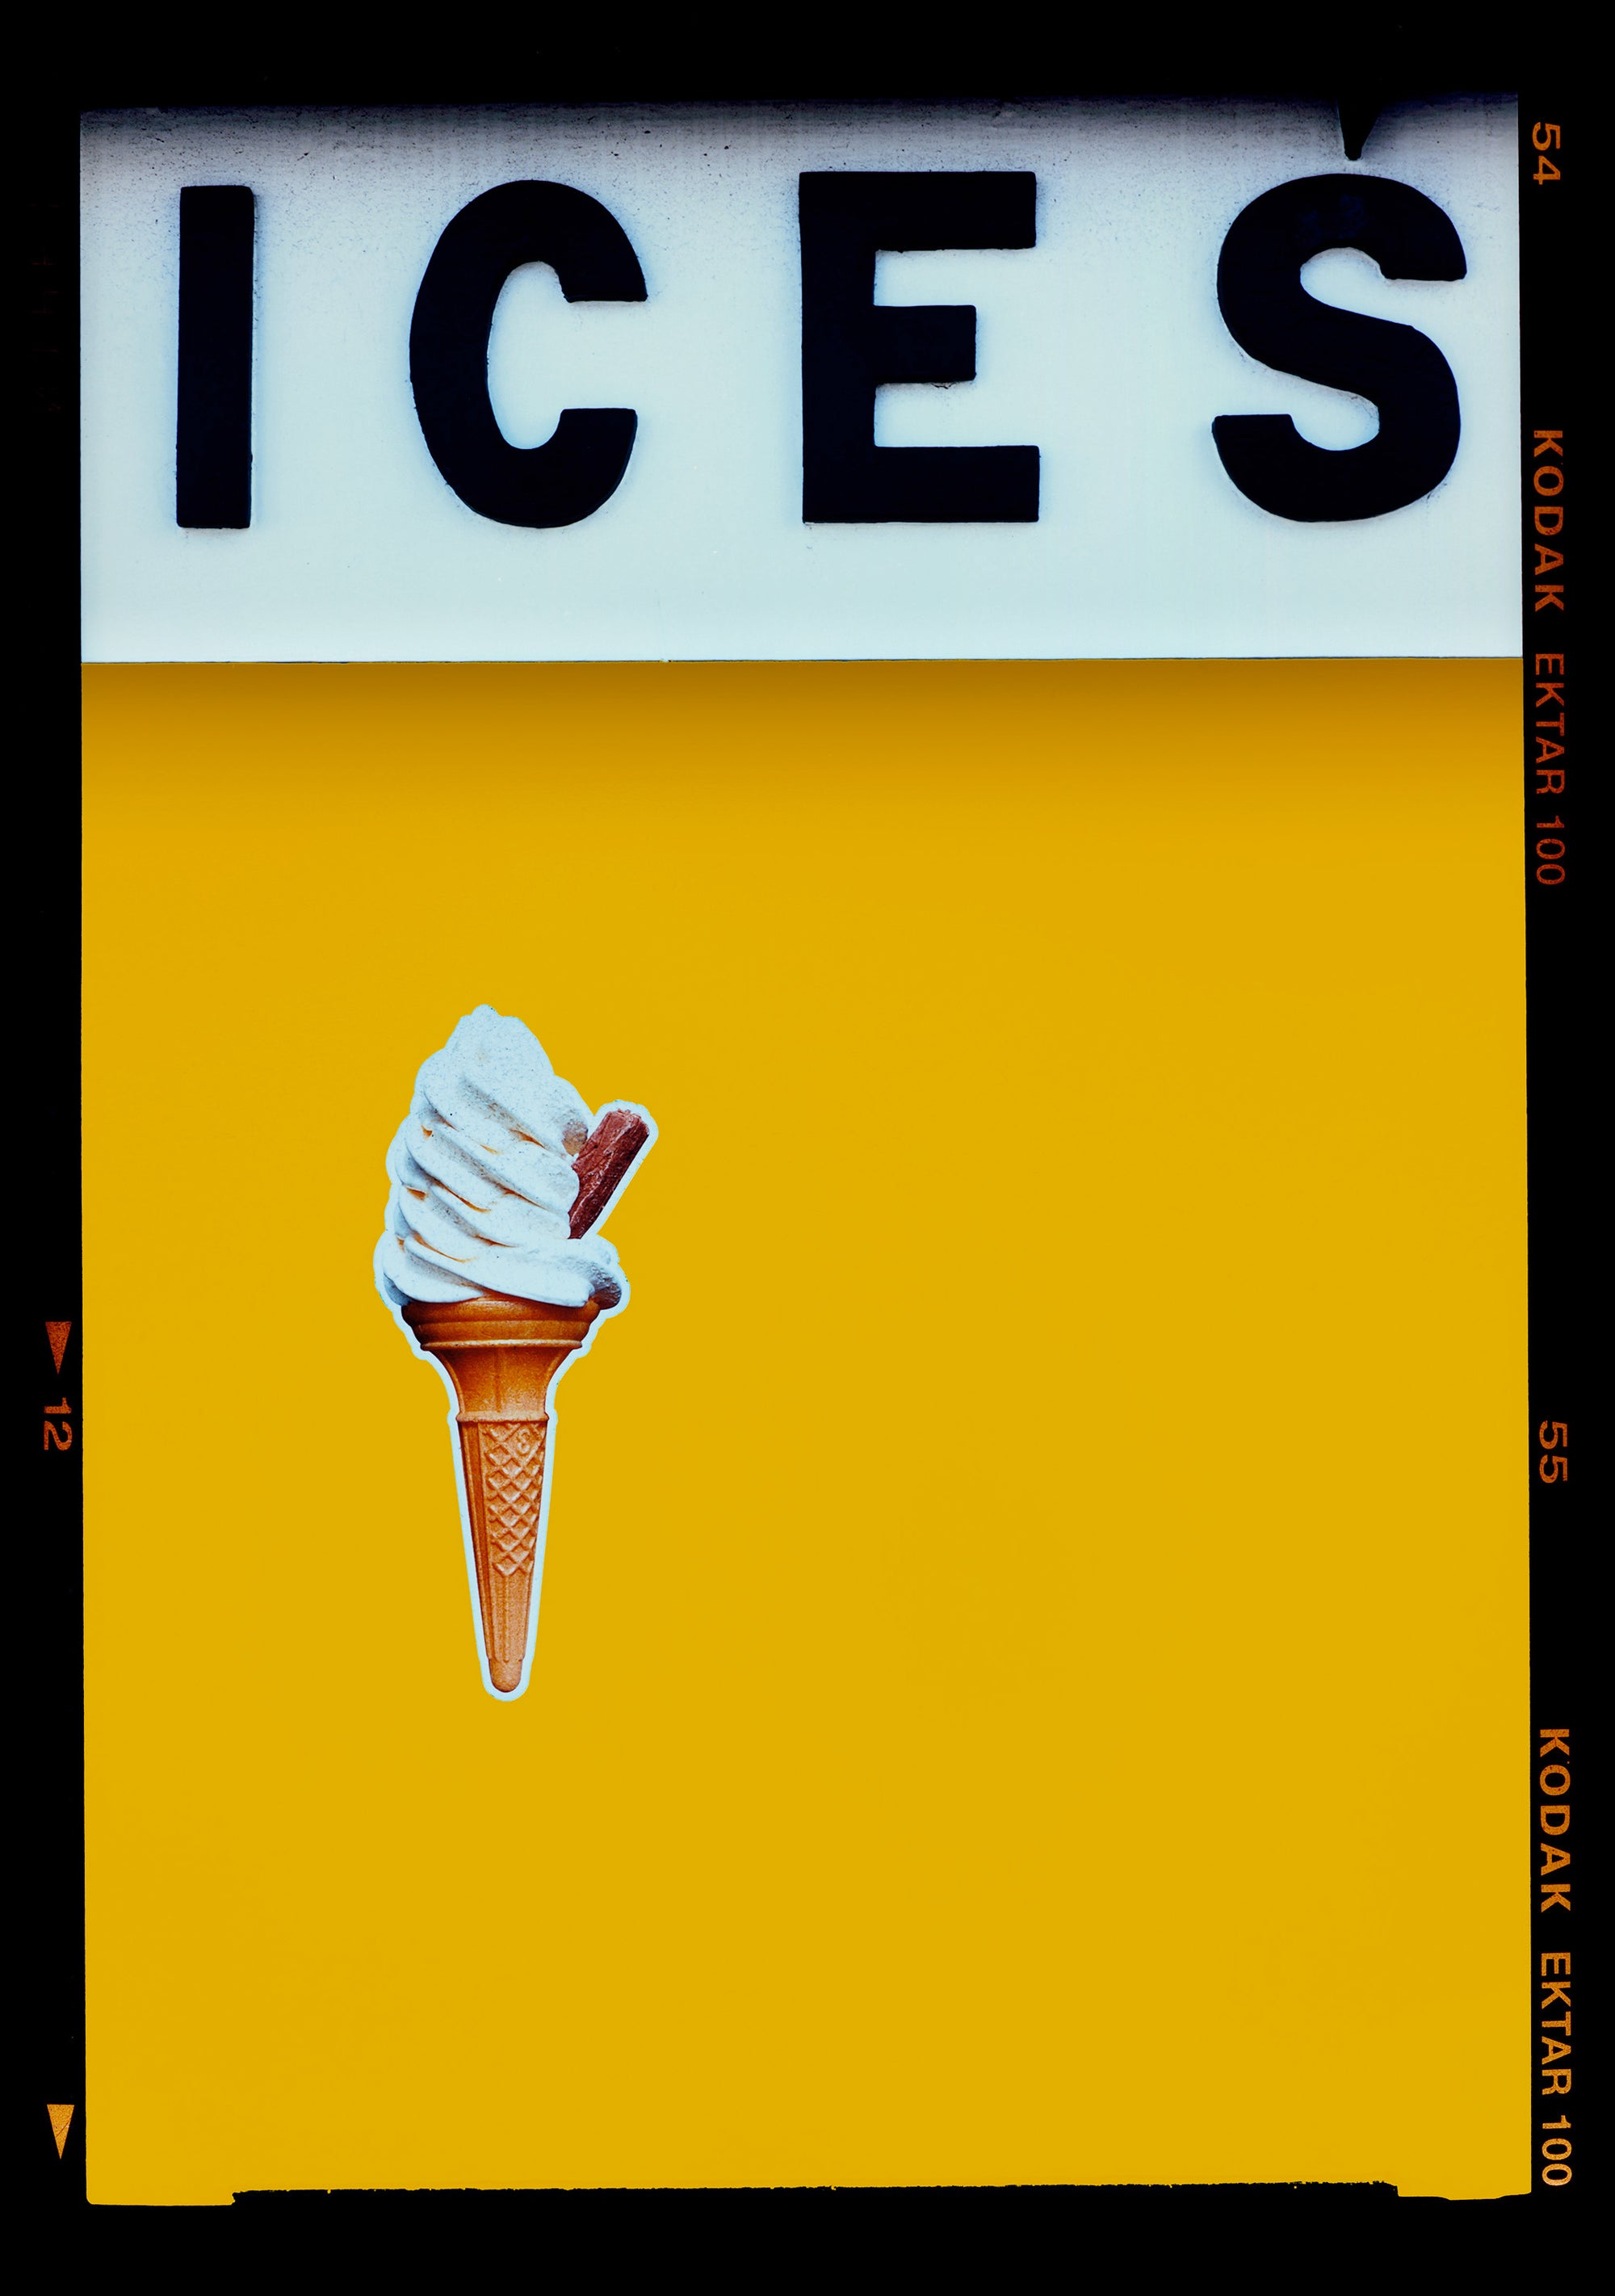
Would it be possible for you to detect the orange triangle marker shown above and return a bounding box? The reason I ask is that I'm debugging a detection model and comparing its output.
[46,1321,72,1374]
[47,2102,74,2158]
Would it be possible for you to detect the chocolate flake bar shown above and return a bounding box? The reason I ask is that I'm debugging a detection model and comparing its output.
[569,1108,650,1237]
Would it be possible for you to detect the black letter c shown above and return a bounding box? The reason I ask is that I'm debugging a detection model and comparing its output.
[409,182,647,528]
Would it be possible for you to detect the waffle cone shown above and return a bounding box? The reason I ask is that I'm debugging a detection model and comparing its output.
[403,1292,602,1691]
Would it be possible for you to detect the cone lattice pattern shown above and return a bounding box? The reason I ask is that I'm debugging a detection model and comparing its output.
[402,1292,600,1694]
[469,1419,549,1577]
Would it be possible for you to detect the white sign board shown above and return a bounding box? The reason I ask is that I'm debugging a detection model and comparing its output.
[81,98,1519,661]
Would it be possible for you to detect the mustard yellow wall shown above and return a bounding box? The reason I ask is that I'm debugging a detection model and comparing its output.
[82,660,1525,2202]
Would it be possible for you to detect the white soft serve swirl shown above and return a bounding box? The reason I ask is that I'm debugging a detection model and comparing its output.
[375,1005,625,1309]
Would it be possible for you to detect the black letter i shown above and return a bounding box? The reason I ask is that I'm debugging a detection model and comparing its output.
[176,186,255,528]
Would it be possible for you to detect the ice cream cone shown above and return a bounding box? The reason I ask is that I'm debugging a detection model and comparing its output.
[403,1291,602,1691]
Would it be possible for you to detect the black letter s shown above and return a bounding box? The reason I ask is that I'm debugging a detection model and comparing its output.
[410,182,647,528]
[1213,174,1466,522]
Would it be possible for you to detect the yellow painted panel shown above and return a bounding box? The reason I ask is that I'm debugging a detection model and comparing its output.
[82,660,1525,2202]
